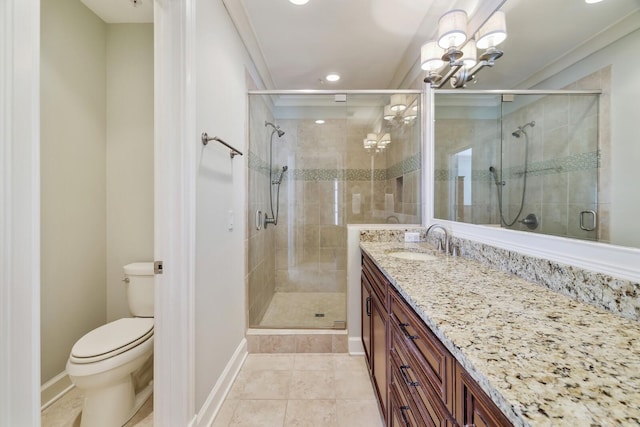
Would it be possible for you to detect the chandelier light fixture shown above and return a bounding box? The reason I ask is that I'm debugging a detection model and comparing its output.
[421,9,507,88]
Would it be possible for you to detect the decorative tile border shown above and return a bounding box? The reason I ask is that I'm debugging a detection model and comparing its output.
[249,150,421,182]
[435,150,600,182]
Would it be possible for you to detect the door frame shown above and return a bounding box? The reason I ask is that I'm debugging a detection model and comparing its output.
[153,0,197,424]
[0,0,41,424]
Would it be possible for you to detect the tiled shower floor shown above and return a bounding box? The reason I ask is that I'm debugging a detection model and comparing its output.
[259,292,346,329]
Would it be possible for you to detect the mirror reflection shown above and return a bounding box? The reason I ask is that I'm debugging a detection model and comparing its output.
[434,87,602,243]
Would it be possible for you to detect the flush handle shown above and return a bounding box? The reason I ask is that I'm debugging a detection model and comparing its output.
[154,261,163,275]
[579,210,597,231]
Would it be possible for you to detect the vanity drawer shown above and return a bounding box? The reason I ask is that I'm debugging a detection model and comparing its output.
[391,323,455,427]
[389,350,426,427]
[363,253,389,304]
[390,289,455,411]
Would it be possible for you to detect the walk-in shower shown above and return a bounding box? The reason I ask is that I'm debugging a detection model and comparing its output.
[247,90,422,329]
[433,89,602,241]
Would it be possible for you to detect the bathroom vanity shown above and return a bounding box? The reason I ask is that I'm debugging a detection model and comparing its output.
[360,241,640,426]
[362,250,510,426]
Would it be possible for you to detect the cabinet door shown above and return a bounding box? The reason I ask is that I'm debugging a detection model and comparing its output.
[371,296,388,415]
[457,368,512,427]
[361,278,372,368]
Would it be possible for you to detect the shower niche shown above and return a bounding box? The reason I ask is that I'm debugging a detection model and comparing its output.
[247,91,422,329]
[433,90,603,242]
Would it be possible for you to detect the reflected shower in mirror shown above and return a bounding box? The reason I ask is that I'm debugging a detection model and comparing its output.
[434,89,603,243]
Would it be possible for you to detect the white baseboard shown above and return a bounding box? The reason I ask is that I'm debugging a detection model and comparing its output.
[41,371,74,411]
[192,338,247,427]
[348,337,364,355]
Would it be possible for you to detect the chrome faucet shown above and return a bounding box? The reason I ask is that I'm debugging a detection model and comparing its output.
[425,224,450,255]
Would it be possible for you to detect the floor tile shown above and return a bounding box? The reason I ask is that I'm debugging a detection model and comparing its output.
[289,370,336,400]
[243,354,296,371]
[336,399,385,427]
[228,400,287,427]
[228,370,292,400]
[212,399,239,427]
[293,353,334,371]
[334,369,377,400]
[284,399,337,427]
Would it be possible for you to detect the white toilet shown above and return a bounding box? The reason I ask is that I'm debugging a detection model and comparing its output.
[67,262,155,427]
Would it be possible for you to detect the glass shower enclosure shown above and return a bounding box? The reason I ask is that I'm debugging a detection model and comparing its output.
[247,91,422,329]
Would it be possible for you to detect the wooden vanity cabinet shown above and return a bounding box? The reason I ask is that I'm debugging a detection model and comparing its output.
[362,253,389,421]
[361,251,513,427]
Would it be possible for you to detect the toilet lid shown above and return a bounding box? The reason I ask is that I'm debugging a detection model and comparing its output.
[71,318,154,363]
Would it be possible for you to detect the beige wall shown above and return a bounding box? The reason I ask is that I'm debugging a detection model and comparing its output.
[41,0,107,384]
[106,24,154,321]
[41,2,154,384]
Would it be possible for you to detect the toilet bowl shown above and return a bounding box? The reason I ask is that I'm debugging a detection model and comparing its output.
[66,262,155,427]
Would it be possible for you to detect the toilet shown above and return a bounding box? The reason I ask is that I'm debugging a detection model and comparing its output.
[66,262,155,427]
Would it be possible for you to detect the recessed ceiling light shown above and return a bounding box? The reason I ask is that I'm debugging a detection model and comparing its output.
[325,73,340,82]
[315,119,325,124]
[585,0,604,3]
[289,0,309,5]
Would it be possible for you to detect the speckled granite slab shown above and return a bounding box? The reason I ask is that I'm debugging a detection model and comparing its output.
[360,228,640,322]
[360,241,640,427]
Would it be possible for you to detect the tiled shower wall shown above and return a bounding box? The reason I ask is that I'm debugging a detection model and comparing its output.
[434,67,610,242]
[271,117,421,296]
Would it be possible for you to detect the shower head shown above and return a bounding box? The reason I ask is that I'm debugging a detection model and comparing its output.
[265,121,285,137]
[512,121,535,138]
[273,165,288,185]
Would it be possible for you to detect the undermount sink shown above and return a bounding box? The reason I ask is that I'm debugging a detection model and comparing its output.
[387,251,438,261]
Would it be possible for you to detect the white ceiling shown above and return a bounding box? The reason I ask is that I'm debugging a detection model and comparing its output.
[80,0,153,23]
[226,0,640,90]
[80,0,640,90]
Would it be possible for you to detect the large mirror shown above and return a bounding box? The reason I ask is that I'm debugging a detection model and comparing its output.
[431,0,640,250]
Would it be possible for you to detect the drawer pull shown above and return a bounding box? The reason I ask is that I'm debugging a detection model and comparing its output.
[399,323,418,340]
[400,365,419,387]
[366,296,371,316]
[400,406,411,427]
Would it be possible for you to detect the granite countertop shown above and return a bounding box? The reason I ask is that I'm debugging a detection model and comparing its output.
[360,241,640,427]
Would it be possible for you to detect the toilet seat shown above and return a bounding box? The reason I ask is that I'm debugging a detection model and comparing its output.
[70,318,154,364]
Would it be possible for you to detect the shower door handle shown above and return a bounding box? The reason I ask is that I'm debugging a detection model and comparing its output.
[579,210,597,231]
[255,210,263,231]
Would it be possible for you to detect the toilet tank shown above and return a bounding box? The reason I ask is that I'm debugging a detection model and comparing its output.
[123,262,155,317]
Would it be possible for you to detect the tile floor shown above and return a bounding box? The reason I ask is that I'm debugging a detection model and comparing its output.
[41,387,153,426]
[213,353,384,427]
[42,353,383,427]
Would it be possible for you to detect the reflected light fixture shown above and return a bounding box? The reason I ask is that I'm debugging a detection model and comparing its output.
[315,119,325,124]
[384,95,418,125]
[363,133,391,153]
[289,0,310,5]
[390,94,406,112]
[421,9,507,88]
